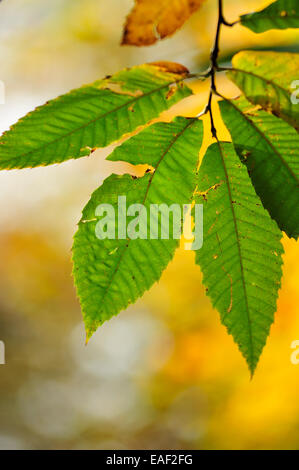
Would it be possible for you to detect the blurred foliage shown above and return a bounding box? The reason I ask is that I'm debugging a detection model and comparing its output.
[0,0,299,450]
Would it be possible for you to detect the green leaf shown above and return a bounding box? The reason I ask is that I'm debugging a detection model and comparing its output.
[219,97,299,239]
[240,0,299,33]
[0,63,192,169]
[226,50,299,131]
[73,117,203,340]
[195,142,283,374]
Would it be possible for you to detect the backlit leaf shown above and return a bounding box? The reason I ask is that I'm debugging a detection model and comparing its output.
[0,63,192,169]
[220,97,299,239]
[73,117,203,340]
[195,142,283,374]
[241,0,299,33]
[227,51,299,131]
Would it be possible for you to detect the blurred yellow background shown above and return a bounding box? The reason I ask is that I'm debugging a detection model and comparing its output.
[0,0,299,450]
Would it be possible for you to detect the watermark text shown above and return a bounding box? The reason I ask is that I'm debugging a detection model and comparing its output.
[0,341,5,365]
[92,197,203,250]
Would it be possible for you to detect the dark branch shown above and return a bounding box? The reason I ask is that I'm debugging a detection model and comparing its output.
[205,0,233,139]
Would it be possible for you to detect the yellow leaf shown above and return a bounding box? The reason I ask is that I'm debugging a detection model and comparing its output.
[122,0,206,46]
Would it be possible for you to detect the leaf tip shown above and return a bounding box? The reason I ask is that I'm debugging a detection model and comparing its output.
[248,362,257,380]
[85,326,96,345]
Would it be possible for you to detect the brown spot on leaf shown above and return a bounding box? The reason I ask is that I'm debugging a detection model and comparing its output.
[149,61,190,75]
[103,82,144,97]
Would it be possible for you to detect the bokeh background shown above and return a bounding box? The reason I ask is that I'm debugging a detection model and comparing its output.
[0,0,299,450]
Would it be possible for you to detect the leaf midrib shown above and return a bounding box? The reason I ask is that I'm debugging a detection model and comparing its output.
[242,13,299,22]
[217,141,255,368]
[94,118,198,314]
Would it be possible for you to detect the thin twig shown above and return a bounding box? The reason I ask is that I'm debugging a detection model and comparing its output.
[197,0,235,138]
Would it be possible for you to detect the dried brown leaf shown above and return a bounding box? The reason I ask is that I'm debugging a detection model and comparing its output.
[122,0,206,46]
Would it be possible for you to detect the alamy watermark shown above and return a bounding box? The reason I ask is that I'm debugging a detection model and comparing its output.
[91,197,203,250]
[291,80,299,105]
[0,341,5,365]
[290,340,299,365]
